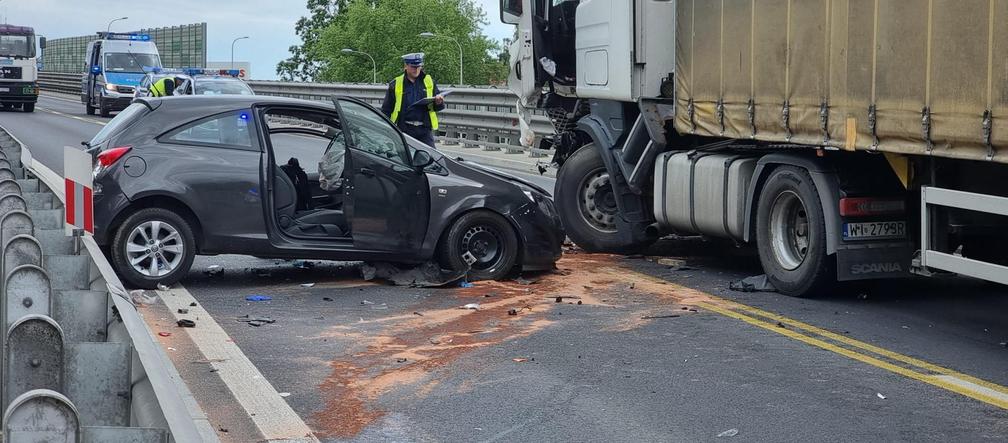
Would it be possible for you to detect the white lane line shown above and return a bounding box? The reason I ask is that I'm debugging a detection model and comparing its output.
[36,106,107,126]
[157,284,319,442]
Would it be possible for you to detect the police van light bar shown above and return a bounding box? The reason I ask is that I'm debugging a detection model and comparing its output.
[105,33,151,42]
[181,68,241,77]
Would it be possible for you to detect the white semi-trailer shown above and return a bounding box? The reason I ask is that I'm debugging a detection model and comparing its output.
[502,0,1008,296]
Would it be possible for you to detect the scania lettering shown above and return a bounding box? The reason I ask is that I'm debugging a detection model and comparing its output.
[81,32,161,117]
[503,0,1008,296]
[0,25,40,113]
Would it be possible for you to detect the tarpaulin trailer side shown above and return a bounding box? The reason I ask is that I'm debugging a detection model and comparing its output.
[675,0,1008,164]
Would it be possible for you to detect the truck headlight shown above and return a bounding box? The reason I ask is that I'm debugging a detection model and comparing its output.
[105,83,119,92]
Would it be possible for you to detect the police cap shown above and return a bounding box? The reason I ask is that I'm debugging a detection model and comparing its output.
[402,52,425,66]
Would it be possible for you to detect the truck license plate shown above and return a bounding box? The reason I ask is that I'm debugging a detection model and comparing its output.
[843,221,906,240]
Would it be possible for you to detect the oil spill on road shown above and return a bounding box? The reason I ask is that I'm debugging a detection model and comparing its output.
[312,253,719,438]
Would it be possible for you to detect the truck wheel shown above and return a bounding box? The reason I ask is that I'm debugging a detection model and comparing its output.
[111,208,196,289]
[22,103,34,113]
[556,144,644,253]
[438,210,520,281]
[756,166,834,297]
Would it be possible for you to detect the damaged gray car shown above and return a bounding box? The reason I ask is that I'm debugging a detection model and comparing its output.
[87,95,565,288]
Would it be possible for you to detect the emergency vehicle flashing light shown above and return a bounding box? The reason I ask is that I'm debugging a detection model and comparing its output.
[104,33,151,42]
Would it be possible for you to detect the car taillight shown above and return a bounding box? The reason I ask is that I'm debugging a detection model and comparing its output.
[839,197,905,217]
[97,146,132,167]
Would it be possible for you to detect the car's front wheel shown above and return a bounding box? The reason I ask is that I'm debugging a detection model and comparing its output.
[111,208,196,289]
[438,210,519,281]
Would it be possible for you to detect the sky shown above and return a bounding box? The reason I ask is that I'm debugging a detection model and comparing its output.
[2,0,515,80]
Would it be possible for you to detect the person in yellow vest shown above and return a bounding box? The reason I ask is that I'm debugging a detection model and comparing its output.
[149,76,181,97]
[380,53,445,147]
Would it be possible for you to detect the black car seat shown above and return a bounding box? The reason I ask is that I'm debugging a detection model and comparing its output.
[279,158,311,211]
[273,165,349,236]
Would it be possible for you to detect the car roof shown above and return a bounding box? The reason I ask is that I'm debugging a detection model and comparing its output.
[138,95,337,111]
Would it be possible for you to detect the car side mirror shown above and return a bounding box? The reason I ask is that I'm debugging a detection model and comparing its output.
[411,150,435,169]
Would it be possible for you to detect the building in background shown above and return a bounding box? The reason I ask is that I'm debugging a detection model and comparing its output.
[43,23,207,73]
[206,61,251,79]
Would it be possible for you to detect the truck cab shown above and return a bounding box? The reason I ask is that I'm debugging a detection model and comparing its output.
[0,25,40,113]
[81,33,161,117]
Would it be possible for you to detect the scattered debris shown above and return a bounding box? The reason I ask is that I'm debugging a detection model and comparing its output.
[642,314,681,320]
[657,258,686,268]
[361,300,375,305]
[508,309,518,316]
[730,275,777,293]
[300,283,316,288]
[460,281,475,288]
[717,429,739,438]
[461,303,480,310]
[776,322,786,328]
[413,312,424,317]
[157,332,171,337]
[555,297,563,303]
[130,290,157,306]
[279,392,291,398]
[237,315,276,327]
[429,335,453,345]
[157,283,170,291]
[245,295,272,302]
[293,260,315,269]
[577,300,582,305]
[176,319,196,328]
[901,325,910,329]
[218,427,228,433]
[513,277,536,285]
[209,368,219,373]
[396,358,408,363]
[189,302,198,307]
[858,293,869,300]
[323,297,333,302]
[877,393,887,400]
[177,309,189,314]
[512,358,528,363]
[361,262,467,287]
[483,292,498,298]
[629,282,636,290]
[205,265,223,275]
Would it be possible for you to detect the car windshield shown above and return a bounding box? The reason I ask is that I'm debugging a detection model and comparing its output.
[0,34,34,58]
[104,52,160,73]
[195,79,254,95]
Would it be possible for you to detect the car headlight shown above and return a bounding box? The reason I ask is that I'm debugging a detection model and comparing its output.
[105,83,118,92]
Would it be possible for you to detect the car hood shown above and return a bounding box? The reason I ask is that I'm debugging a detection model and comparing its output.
[448,156,551,196]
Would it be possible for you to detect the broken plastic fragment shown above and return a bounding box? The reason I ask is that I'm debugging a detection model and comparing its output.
[461,303,480,310]
[300,283,316,288]
[538,57,557,76]
[460,281,475,288]
[158,332,171,337]
[157,283,170,291]
[176,319,196,328]
[877,393,887,400]
[245,295,272,302]
[206,265,223,275]
[717,429,739,438]
[130,290,157,306]
[512,358,528,363]
[279,392,291,398]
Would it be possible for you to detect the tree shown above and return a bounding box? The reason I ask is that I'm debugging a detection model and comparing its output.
[277,0,352,81]
[314,0,507,85]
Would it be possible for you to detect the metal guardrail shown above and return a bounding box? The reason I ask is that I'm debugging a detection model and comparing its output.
[0,128,217,441]
[37,72,557,158]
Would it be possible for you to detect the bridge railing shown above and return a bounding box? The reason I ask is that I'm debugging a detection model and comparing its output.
[0,127,217,441]
[37,72,556,158]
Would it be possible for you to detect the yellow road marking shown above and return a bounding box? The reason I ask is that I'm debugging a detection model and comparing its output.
[694,301,1008,410]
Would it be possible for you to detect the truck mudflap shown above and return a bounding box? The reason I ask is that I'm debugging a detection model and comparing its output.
[836,243,914,281]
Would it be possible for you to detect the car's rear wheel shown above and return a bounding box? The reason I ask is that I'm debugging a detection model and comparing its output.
[438,210,519,281]
[111,208,196,289]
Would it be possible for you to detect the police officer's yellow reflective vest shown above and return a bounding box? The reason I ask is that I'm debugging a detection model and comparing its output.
[150,78,172,97]
[389,74,439,130]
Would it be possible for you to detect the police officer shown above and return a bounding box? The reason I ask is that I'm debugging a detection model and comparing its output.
[381,53,445,147]
[149,76,179,97]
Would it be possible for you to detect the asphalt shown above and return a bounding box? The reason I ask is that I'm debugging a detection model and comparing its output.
[4,93,1007,442]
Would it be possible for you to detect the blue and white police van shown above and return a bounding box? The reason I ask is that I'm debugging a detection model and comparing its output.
[80,33,161,117]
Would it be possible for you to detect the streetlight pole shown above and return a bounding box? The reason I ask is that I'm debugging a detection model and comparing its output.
[341,48,377,83]
[106,17,128,36]
[231,36,249,70]
[419,32,463,85]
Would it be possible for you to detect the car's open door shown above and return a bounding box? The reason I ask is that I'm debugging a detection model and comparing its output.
[504,0,579,106]
[330,96,431,253]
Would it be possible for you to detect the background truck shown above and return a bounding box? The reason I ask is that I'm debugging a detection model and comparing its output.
[502,0,1008,296]
[81,33,161,117]
[0,24,40,112]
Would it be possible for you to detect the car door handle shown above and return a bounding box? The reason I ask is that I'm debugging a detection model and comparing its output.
[359,167,375,177]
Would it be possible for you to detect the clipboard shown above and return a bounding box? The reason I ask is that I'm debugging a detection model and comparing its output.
[408,89,453,109]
